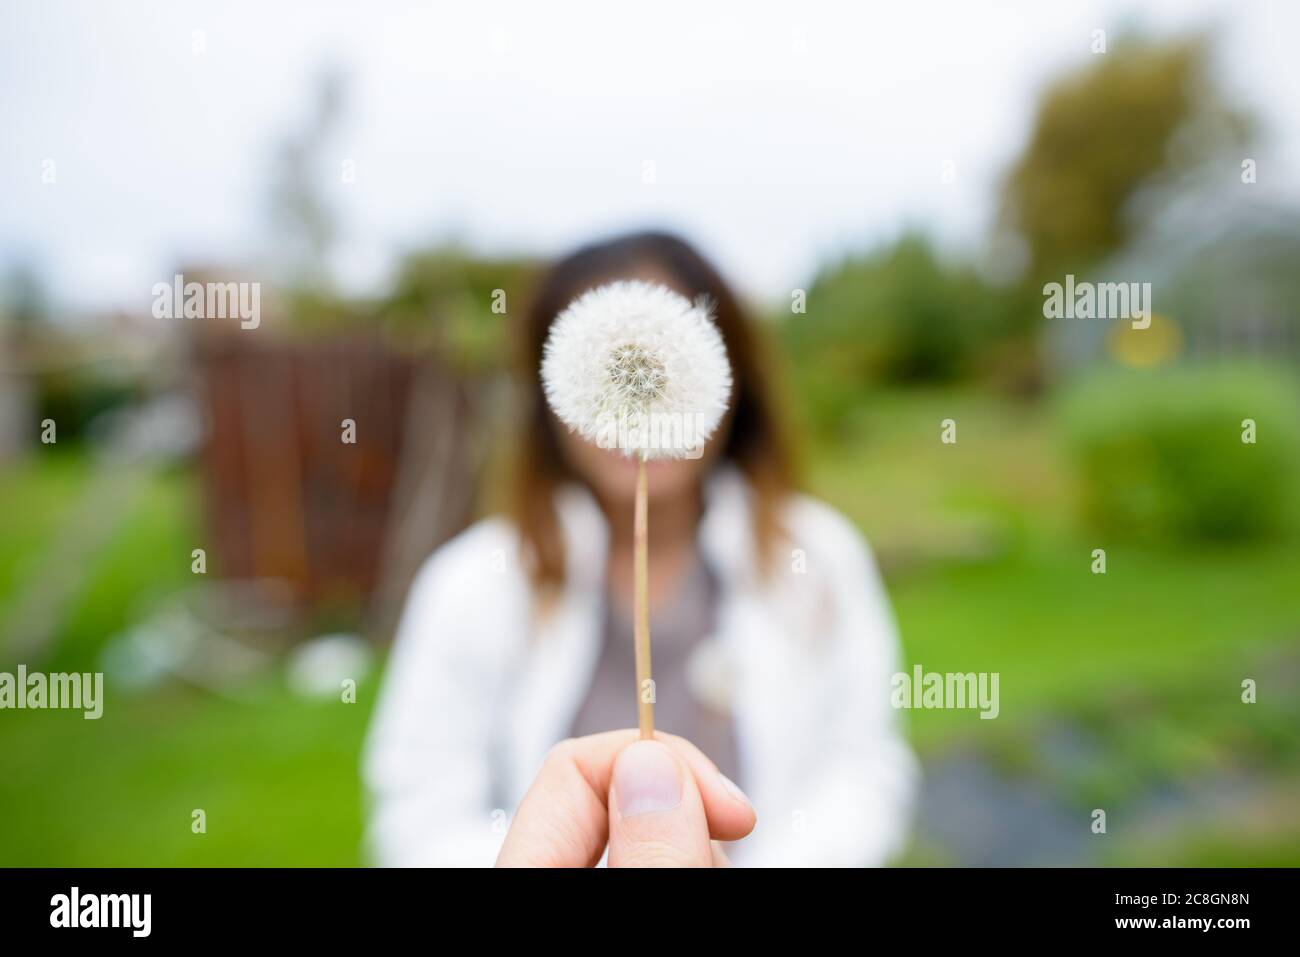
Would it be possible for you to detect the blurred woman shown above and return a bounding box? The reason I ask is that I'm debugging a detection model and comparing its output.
[364,231,916,866]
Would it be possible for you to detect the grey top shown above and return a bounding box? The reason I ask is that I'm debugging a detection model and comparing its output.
[567,555,742,786]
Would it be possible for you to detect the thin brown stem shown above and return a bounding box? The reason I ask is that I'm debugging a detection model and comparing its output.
[633,454,654,739]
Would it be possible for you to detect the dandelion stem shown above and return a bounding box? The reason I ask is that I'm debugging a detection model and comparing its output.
[633,453,654,739]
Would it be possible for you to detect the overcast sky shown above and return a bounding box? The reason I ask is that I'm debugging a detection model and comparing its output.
[2,0,1297,313]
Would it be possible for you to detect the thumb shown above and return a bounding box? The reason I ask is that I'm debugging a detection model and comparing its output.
[608,740,713,867]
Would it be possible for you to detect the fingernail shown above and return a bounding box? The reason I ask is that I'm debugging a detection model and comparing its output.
[614,741,683,817]
[720,774,753,810]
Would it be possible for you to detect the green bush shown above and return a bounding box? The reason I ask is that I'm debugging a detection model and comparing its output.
[36,369,146,445]
[779,233,1009,437]
[1058,364,1300,541]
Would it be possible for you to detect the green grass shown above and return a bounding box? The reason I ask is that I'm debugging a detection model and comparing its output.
[1099,778,1300,867]
[808,388,1300,750]
[0,453,374,865]
[887,535,1300,751]
[0,681,376,866]
[0,452,198,669]
[54,469,199,673]
[0,452,93,627]
[809,387,1300,865]
[3,383,1298,865]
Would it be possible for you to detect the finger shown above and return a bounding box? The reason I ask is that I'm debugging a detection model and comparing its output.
[652,731,756,842]
[495,736,614,867]
[573,730,756,841]
[607,739,713,867]
[494,730,756,867]
[559,729,756,841]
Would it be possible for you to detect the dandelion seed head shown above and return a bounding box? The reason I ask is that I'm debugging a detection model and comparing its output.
[540,280,733,460]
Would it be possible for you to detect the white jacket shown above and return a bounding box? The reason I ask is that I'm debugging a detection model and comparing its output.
[363,467,917,866]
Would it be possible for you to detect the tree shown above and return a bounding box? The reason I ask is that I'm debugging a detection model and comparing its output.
[782,233,1005,432]
[997,34,1249,289]
[267,66,348,288]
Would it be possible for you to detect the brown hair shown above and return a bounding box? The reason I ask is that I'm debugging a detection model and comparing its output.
[504,231,799,590]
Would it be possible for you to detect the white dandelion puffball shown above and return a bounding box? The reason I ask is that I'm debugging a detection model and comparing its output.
[541,280,733,460]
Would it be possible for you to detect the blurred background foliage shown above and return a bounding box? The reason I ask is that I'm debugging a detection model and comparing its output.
[1,31,1298,866]
[277,247,538,372]
[997,34,1250,286]
[782,233,1008,432]
[378,248,538,371]
[1058,364,1300,541]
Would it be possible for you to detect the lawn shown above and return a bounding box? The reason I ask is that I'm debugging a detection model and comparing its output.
[1,388,1297,865]
[808,389,1299,745]
[0,453,375,865]
[0,683,375,866]
[808,388,1300,864]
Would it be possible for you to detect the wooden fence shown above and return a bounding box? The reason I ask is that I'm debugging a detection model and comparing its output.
[191,332,483,631]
